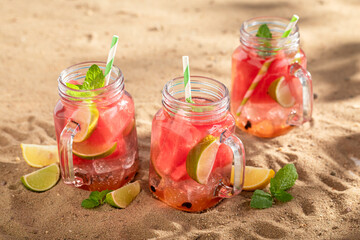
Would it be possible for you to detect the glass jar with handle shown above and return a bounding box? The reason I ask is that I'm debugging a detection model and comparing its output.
[231,17,313,138]
[54,61,139,191]
[149,76,246,212]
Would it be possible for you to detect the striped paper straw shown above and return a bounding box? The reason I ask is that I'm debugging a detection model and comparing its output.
[105,35,119,85]
[236,60,272,115]
[236,15,299,116]
[281,15,299,38]
[182,56,194,103]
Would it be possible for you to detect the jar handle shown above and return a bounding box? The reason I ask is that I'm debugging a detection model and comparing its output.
[287,63,313,125]
[214,129,246,198]
[59,120,79,185]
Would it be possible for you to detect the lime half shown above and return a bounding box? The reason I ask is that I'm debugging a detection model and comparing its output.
[72,106,99,143]
[186,135,220,184]
[73,142,117,160]
[268,76,296,108]
[106,181,141,208]
[21,163,60,192]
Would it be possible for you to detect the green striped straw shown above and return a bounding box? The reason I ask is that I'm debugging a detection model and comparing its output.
[282,15,299,38]
[105,35,119,85]
[182,56,194,103]
[236,15,299,116]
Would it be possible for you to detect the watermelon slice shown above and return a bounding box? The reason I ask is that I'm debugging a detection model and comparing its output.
[212,143,233,170]
[72,109,127,162]
[150,111,203,181]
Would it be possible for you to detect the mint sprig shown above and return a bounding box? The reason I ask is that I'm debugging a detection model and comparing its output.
[250,164,298,209]
[82,64,105,90]
[81,190,112,209]
[66,64,105,98]
[256,24,272,38]
[255,24,275,57]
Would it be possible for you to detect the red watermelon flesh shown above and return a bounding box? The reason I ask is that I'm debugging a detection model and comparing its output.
[151,111,203,181]
[213,143,233,170]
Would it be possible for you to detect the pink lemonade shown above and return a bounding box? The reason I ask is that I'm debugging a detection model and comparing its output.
[149,77,245,212]
[54,62,138,191]
[231,17,312,138]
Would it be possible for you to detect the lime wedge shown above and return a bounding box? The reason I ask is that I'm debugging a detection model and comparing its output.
[21,163,60,192]
[21,144,58,168]
[268,76,296,108]
[72,106,99,143]
[73,142,117,160]
[106,181,141,208]
[186,135,220,184]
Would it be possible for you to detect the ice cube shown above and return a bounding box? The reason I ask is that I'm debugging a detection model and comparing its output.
[92,159,121,174]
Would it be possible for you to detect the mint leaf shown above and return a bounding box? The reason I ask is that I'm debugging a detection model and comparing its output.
[83,64,105,90]
[89,190,112,204]
[255,24,274,57]
[99,190,112,204]
[66,82,94,98]
[89,191,101,201]
[250,190,273,209]
[82,190,112,208]
[256,24,272,38]
[81,198,100,209]
[273,190,293,202]
[270,163,298,196]
[66,90,94,98]
[66,83,81,90]
[65,64,105,98]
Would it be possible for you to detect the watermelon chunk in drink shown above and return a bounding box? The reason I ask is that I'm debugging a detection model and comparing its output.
[150,110,203,181]
[212,143,233,170]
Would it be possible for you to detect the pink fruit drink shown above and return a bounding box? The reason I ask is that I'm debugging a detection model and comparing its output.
[54,62,138,191]
[231,17,313,138]
[149,76,246,212]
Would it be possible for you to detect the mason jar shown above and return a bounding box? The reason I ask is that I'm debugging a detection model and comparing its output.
[231,17,313,138]
[54,61,138,191]
[149,76,246,212]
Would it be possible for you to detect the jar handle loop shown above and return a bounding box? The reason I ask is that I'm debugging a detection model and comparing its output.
[287,63,313,125]
[59,120,80,186]
[214,129,246,198]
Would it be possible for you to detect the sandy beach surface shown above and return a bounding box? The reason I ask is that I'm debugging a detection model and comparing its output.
[1,0,359,239]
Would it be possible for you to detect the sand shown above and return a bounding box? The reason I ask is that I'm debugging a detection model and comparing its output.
[0,0,359,239]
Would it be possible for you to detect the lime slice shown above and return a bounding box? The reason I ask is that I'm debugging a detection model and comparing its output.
[268,76,296,108]
[73,142,117,160]
[21,144,58,168]
[186,135,220,184]
[21,163,60,192]
[106,181,141,208]
[72,106,99,143]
